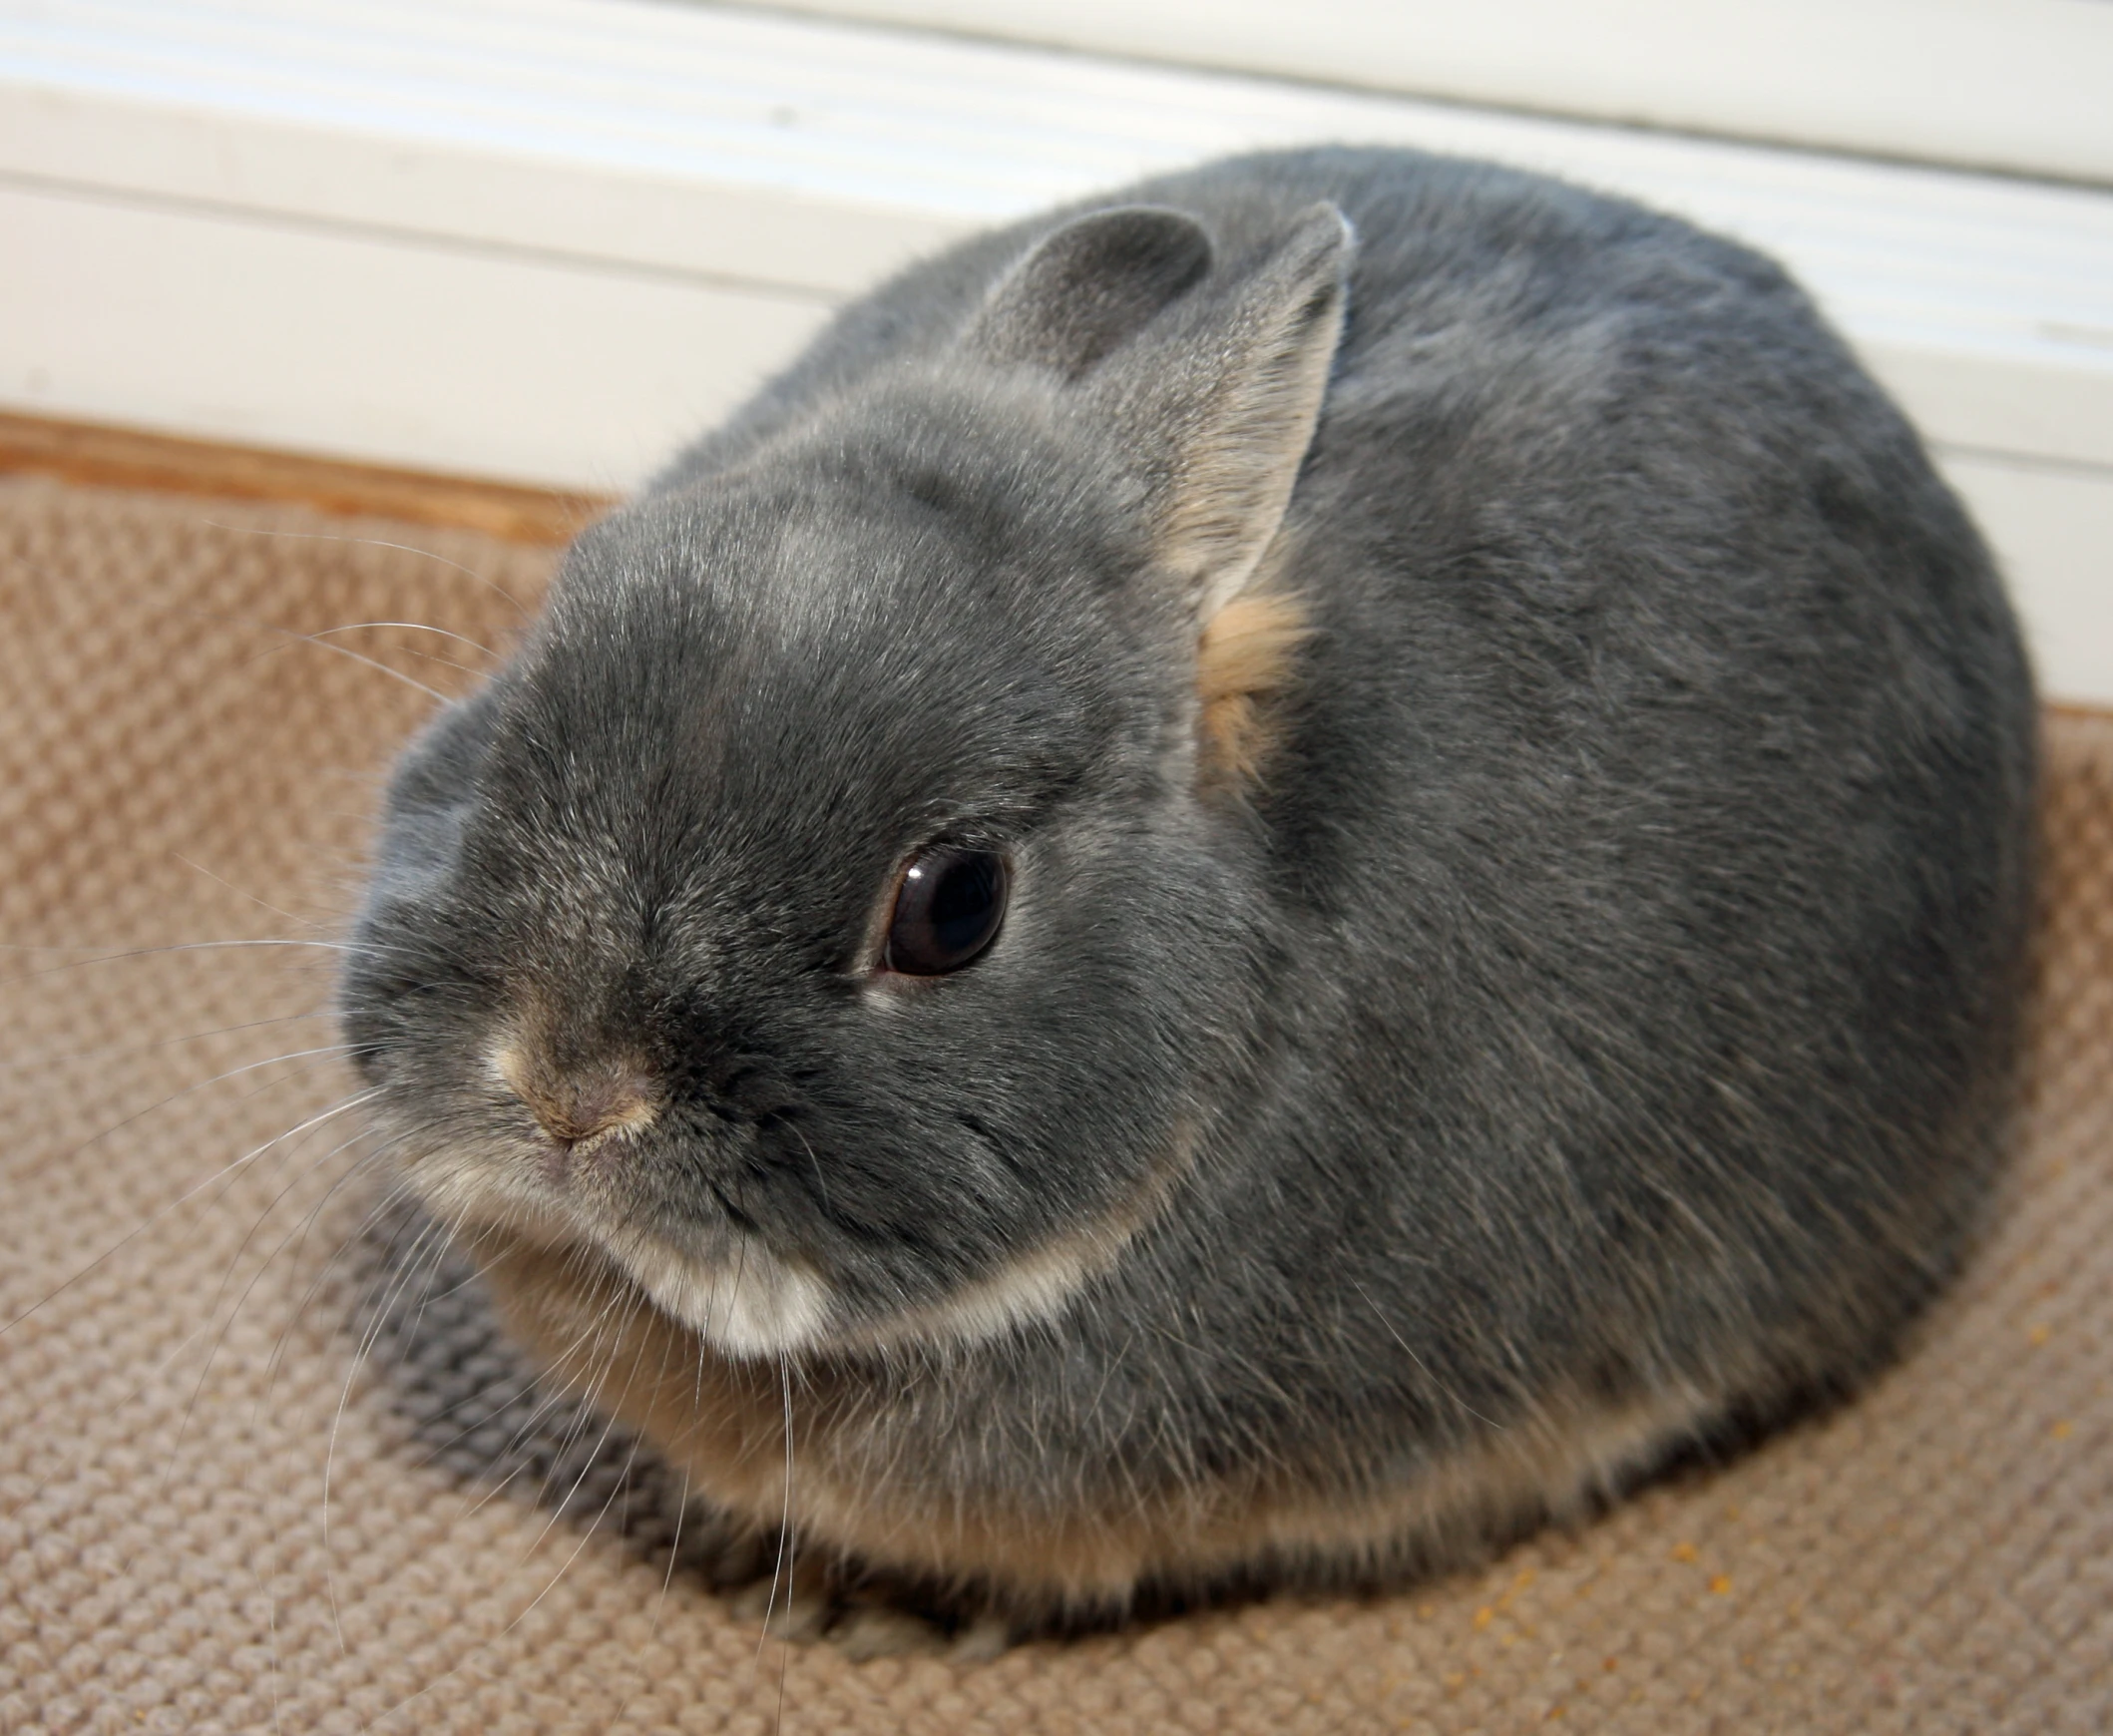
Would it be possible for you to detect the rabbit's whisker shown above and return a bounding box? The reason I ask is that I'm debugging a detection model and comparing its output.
[2,1078,379,1339]
[197,520,535,625]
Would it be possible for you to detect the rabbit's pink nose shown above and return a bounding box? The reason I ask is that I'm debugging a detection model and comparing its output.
[493,1044,658,1152]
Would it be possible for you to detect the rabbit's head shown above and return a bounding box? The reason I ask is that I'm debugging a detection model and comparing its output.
[343,204,1353,1358]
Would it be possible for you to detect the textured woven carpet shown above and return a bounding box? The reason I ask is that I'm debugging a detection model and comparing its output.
[1,476,2106,1734]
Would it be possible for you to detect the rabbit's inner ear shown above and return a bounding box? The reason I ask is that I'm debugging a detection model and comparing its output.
[1141,203,1353,627]
[965,206,1212,380]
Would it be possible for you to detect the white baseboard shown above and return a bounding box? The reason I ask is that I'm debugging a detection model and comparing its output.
[3,0,2110,694]
[1935,451,2113,705]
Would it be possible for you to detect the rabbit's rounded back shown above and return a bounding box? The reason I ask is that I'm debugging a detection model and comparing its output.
[346,147,2034,1612]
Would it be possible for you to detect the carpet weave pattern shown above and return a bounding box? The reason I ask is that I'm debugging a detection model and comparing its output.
[1,477,2106,1733]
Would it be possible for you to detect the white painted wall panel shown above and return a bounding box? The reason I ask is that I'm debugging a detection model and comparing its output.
[5,0,2109,469]
[738,0,2113,188]
[0,183,830,489]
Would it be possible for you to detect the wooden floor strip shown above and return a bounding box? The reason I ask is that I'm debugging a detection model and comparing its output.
[0,412,614,545]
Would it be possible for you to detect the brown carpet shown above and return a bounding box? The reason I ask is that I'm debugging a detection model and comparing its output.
[1,475,2106,1734]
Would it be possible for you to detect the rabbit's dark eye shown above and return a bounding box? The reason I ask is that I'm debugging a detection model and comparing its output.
[885,848,1009,976]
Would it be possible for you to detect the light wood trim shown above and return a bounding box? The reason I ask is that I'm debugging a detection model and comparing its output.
[0,411,615,545]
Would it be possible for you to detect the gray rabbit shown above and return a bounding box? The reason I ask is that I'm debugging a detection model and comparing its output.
[344,147,2035,1630]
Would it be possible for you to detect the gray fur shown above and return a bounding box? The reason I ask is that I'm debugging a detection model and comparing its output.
[344,147,2035,1615]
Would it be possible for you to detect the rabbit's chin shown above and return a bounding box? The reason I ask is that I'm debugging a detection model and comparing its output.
[394,1149,836,1358]
[404,1116,1203,1361]
[603,1216,1131,1361]
[457,1210,1113,1362]
[598,1227,837,1358]
[417,1194,836,1359]
[611,1225,1113,1361]
[407,1168,1110,1360]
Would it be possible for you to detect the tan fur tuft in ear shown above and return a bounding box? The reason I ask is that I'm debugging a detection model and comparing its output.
[1196,587,1312,787]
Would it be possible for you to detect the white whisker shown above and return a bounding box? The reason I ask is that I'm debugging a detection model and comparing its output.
[156,1126,385,1507]
[3,1081,380,1338]
[165,602,457,703]
[306,621,500,661]
[0,1008,331,1075]
[171,853,311,926]
[197,521,535,625]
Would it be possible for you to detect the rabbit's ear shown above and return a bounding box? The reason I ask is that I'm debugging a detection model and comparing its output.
[968,200,1352,623]
[1117,203,1353,624]
[966,206,1214,380]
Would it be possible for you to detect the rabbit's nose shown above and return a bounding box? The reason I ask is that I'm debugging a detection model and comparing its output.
[492,1043,658,1153]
